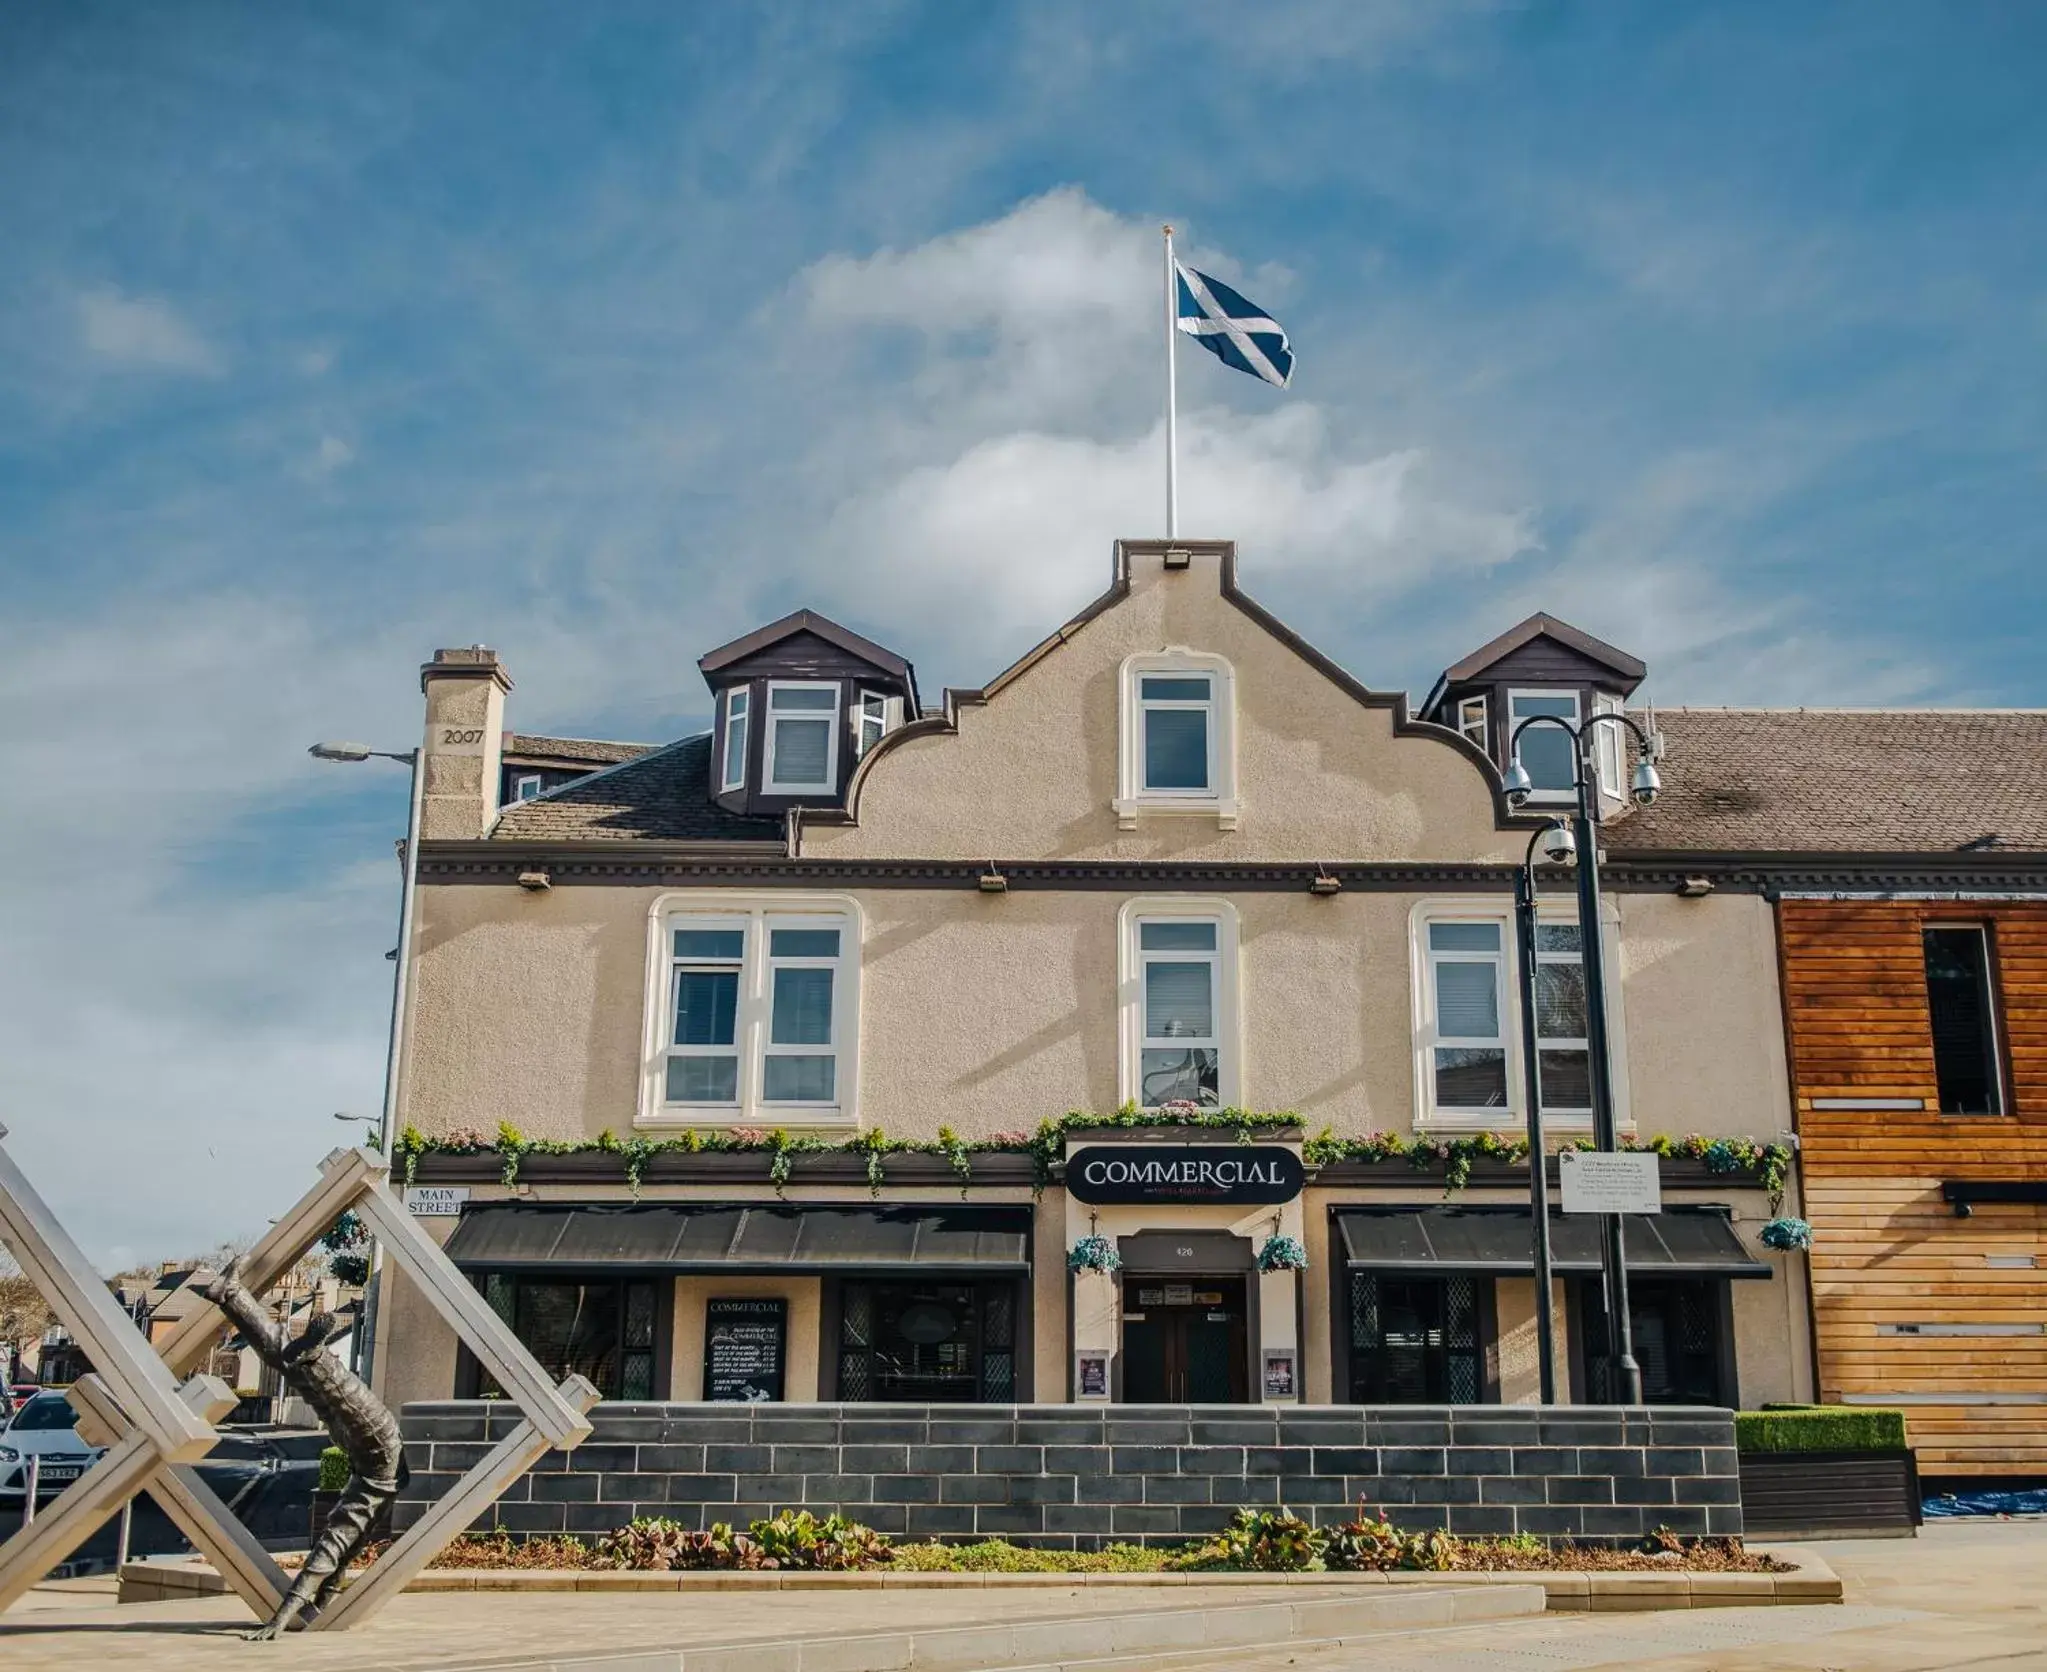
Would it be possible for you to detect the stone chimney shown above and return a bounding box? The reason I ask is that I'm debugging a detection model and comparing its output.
[419,646,512,840]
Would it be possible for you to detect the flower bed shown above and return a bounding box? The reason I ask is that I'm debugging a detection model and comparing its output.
[383,1510,1788,1576]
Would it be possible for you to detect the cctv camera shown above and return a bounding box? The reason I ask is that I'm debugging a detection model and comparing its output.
[1539,824,1577,865]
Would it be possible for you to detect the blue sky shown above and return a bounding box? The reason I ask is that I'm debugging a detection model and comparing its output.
[3,2,2043,1263]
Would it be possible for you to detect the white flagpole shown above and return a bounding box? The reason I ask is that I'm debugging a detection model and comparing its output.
[1163,223,1179,539]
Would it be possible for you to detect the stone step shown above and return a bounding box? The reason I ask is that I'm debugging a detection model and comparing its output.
[418,1584,1547,1672]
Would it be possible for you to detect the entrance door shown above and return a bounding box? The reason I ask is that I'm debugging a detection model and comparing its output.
[1122,1276,1249,1402]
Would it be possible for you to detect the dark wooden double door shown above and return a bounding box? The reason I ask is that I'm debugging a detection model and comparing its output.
[1122,1275,1249,1402]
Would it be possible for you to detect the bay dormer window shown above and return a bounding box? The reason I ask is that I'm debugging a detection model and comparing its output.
[765,682,840,794]
[1115,651,1238,830]
[1454,694,1488,752]
[1507,689,1581,802]
[719,687,750,792]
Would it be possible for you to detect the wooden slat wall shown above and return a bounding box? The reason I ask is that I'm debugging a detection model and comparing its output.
[1782,901,2047,1475]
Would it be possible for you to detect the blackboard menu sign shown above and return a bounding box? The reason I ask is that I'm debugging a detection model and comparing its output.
[703,1297,787,1402]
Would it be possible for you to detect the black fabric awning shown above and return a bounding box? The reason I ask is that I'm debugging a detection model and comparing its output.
[443,1202,1032,1273]
[1334,1206,1769,1279]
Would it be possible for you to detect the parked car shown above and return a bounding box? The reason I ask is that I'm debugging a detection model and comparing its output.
[0,1391,105,1502]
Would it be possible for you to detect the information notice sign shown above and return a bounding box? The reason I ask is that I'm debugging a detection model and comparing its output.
[1558,1150,1662,1215]
[703,1297,787,1402]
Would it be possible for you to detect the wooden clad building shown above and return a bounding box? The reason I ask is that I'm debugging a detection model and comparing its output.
[1612,710,2047,1478]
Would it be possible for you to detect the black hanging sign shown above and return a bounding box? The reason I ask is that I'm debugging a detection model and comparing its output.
[1064,1145,1303,1205]
[703,1297,787,1402]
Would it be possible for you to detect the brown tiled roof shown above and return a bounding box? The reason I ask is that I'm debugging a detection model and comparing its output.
[489,734,783,844]
[1612,708,2047,854]
[504,733,654,766]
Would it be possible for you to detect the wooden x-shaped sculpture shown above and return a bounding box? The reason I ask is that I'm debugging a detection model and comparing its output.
[0,1133,595,1631]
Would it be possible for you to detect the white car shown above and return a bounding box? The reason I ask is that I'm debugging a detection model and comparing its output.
[0,1391,105,1503]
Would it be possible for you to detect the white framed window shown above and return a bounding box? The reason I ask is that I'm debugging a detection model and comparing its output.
[641,893,862,1128]
[1115,651,1238,829]
[1592,694,1623,801]
[1408,901,1624,1132]
[764,681,840,794]
[512,772,544,802]
[1454,694,1489,752]
[1118,897,1241,1108]
[1507,689,1581,802]
[852,690,899,760]
[720,687,750,793]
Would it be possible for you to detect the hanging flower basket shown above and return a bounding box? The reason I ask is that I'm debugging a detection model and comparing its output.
[1067,1234,1122,1274]
[1256,1234,1309,1273]
[1760,1216,1813,1252]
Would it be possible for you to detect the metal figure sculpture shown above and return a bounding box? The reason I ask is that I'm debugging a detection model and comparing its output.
[201,1258,406,1638]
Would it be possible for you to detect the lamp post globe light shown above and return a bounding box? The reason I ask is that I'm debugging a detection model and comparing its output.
[1504,710,1663,1407]
[308,740,427,1387]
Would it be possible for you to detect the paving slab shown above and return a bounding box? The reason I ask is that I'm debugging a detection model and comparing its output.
[0,1579,1537,1672]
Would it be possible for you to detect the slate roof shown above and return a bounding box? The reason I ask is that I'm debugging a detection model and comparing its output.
[1612,708,2047,854]
[503,733,654,766]
[489,733,784,844]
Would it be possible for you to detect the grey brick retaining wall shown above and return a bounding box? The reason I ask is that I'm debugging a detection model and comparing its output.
[396,1402,1741,1548]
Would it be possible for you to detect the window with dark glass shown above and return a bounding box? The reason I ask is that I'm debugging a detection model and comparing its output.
[1427,920,1509,1111]
[477,1275,657,1400]
[1508,690,1580,798]
[1348,1272,1482,1403]
[1924,926,2004,1115]
[836,1280,1016,1402]
[1532,922,1593,1113]
[1580,1278,1722,1405]
[1139,675,1213,792]
[1138,918,1221,1107]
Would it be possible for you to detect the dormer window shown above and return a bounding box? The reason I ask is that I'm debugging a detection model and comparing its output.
[1115,651,1238,829]
[1507,689,1581,801]
[512,773,544,802]
[1454,694,1488,752]
[719,688,750,792]
[853,690,891,760]
[765,682,840,794]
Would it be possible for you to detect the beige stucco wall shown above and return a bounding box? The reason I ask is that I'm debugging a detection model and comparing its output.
[377,1257,461,1412]
[404,881,1791,1149]
[1614,892,1794,1140]
[805,545,1520,866]
[669,1276,821,1401]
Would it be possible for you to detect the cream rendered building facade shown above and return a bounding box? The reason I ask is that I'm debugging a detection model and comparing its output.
[377,540,1811,1416]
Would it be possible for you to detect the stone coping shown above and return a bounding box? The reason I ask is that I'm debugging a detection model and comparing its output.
[117,1549,1839,1611]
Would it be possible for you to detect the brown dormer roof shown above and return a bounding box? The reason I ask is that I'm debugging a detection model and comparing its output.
[1439,612,1648,689]
[698,609,914,684]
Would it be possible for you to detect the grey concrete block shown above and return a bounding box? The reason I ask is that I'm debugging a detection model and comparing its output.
[705,1444,773,1473]
[1043,1445,1112,1475]
[1611,1475,1675,1506]
[1447,1504,1519,1536]
[1646,1447,1705,1475]
[1579,1446,1645,1477]
[975,1504,1046,1536]
[839,1444,908,1472]
[905,1504,977,1536]
[800,1474,874,1501]
[975,1444,1044,1473]
[529,1472,603,1502]
[1478,1475,1547,1505]
[1543,1475,1614,1506]
[907,1445,977,1474]
[733,1474,805,1501]
[1509,1447,1580,1475]
[1446,1446,1515,1476]
[1111,1506,1182,1535]
[637,1444,706,1472]
[1144,1474,1212,1505]
[940,1474,1011,1505]
[870,1473,940,1504]
[1380,1447,1447,1475]
[1011,1473,1077,1505]
[771,1444,840,1473]
[1112,1444,1180,1473]
[1243,1446,1309,1475]
[1312,1446,1379,1475]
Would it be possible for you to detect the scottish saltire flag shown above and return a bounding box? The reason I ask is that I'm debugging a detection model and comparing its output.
[1175,263,1294,388]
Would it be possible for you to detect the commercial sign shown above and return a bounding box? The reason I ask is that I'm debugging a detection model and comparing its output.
[1558,1150,1662,1216]
[703,1297,787,1402]
[1064,1145,1303,1206]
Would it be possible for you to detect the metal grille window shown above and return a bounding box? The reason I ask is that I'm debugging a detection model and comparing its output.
[836,1281,1018,1402]
[1347,1272,1483,1404]
[476,1275,658,1401]
[1924,926,2004,1115]
[1426,920,1510,1112]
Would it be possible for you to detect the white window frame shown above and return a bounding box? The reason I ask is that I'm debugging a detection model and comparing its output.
[1117,897,1242,1109]
[852,689,900,760]
[763,680,841,795]
[1115,650,1238,830]
[1531,920,1595,1119]
[511,772,544,802]
[720,687,750,793]
[1591,693,1623,802]
[1407,899,1628,1134]
[640,891,863,1130]
[1507,688,1582,805]
[1455,694,1489,752]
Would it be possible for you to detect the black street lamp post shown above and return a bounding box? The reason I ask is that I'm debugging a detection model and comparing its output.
[1514,818,1574,1405]
[1503,713,1662,1407]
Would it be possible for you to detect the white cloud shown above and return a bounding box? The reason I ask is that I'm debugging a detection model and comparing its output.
[76,286,222,375]
[312,433,354,475]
